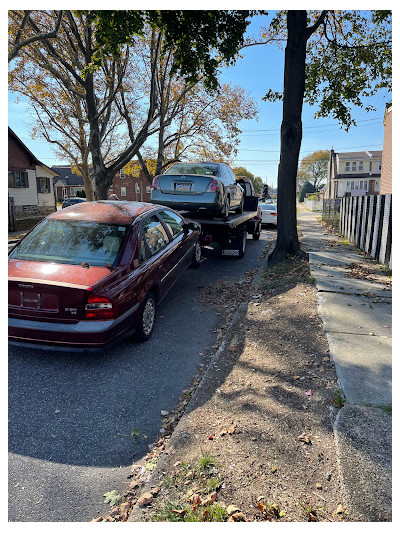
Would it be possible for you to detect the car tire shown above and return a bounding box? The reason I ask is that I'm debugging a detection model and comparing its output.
[222,196,230,219]
[190,240,202,268]
[134,291,157,342]
[235,197,244,214]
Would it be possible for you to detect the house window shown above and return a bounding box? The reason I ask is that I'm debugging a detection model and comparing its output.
[351,181,354,189]
[120,168,126,179]
[378,161,382,171]
[120,186,127,197]
[146,186,151,194]
[346,181,350,190]
[364,181,368,190]
[37,177,50,193]
[345,162,350,172]
[135,183,140,193]
[8,170,28,188]
[351,162,357,171]
[358,162,364,171]
[355,182,359,189]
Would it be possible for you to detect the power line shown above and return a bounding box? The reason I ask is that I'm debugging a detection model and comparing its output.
[240,117,384,133]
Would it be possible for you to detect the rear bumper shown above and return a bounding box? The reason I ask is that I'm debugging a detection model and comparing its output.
[8,303,139,353]
[151,191,223,212]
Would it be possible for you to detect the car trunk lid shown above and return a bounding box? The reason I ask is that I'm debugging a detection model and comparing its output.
[157,174,213,195]
[8,259,113,322]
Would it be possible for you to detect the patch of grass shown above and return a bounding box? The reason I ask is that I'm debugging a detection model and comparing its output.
[150,500,228,522]
[197,453,217,472]
[262,256,313,292]
[332,389,347,408]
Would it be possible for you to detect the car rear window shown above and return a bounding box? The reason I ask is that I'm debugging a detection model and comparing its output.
[261,205,277,211]
[9,219,129,267]
[164,163,218,176]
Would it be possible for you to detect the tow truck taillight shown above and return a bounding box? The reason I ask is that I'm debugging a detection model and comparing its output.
[206,179,219,193]
[152,176,159,190]
[84,293,114,320]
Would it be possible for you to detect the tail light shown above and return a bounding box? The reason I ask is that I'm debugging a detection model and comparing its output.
[84,293,114,320]
[152,176,159,190]
[206,179,219,193]
[270,212,277,216]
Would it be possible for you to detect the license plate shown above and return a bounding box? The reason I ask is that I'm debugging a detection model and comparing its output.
[175,183,192,192]
[222,249,240,256]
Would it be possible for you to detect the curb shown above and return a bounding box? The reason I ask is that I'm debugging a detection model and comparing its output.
[128,240,274,521]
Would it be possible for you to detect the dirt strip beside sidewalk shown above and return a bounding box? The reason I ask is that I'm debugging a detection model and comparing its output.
[127,254,349,522]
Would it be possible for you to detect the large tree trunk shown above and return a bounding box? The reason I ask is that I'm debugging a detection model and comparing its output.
[272,11,308,261]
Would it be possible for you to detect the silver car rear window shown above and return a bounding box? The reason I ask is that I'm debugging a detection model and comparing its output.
[164,163,218,176]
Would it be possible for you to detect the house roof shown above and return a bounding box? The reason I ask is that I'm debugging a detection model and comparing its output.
[335,150,382,160]
[8,127,59,176]
[52,165,85,187]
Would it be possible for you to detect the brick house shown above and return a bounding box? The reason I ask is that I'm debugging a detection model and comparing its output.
[110,163,152,202]
[52,163,153,202]
[52,165,86,201]
[380,105,392,195]
[326,149,382,199]
[8,127,58,217]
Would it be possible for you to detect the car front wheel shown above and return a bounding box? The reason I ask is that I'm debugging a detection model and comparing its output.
[135,292,157,342]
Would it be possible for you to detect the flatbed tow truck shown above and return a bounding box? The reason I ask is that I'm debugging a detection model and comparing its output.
[180,195,262,258]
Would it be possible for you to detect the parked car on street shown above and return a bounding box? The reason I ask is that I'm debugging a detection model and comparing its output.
[62,197,87,208]
[151,161,244,218]
[8,201,201,352]
[260,203,277,226]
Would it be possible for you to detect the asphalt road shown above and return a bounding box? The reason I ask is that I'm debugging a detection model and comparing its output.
[8,228,274,522]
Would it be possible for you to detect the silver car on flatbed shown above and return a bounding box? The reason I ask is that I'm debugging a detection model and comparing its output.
[151,161,244,218]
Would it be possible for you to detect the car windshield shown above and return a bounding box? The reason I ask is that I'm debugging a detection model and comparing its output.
[261,205,276,211]
[164,163,218,176]
[9,219,129,267]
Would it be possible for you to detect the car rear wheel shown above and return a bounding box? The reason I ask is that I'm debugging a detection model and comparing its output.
[235,197,244,214]
[135,292,157,342]
[222,196,230,219]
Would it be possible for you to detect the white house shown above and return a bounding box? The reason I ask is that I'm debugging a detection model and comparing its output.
[8,127,58,217]
[326,149,382,199]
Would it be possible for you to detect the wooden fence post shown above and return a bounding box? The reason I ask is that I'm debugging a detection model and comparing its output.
[379,194,392,265]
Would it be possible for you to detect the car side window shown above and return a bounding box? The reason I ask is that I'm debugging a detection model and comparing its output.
[158,210,184,238]
[142,215,170,257]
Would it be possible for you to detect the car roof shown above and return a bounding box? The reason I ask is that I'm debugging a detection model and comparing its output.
[49,201,159,224]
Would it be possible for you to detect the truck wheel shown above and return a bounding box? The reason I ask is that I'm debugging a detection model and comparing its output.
[189,240,202,268]
[238,229,247,258]
[252,222,261,240]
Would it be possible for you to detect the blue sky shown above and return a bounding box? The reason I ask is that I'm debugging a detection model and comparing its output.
[8,10,392,190]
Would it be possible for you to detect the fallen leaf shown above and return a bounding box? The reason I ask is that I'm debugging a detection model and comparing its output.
[119,501,131,521]
[228,345,238,352]
[170,509,186,517]
[297,433,312,444]
[227,505,241,515]
[229,512,246,521]
[227,425,236,435]
[137,492,153,507]
[104,490,122,506]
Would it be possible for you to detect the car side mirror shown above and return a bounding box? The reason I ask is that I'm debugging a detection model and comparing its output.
[183,221,195,234]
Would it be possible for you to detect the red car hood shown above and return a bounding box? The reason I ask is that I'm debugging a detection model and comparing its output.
[8,259,113,289]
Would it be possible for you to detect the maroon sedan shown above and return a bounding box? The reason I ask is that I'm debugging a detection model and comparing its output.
[8,201,202,352]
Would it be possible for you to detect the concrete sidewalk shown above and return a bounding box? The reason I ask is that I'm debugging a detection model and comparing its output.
[298,206,392,521]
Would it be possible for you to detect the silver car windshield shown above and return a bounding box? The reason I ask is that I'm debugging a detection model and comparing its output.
[9,219,129,266]
[164,163,218,176]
